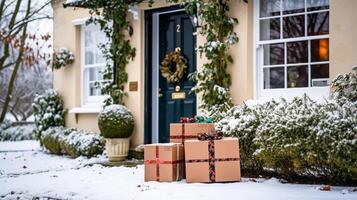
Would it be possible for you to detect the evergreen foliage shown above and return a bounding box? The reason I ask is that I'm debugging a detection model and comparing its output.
[98,104,134,138]
[41,126,104,158]
[216,69,357,184]
[32,90,66,140]
[83,0,153,105]
[170,0,238,115]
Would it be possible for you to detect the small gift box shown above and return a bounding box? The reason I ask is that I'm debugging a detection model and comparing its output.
[144,143,184,182]
[170,117,216,144]
[184,135,241,183]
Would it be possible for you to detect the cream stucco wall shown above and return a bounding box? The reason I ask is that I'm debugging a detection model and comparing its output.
[53,0,356,147]
[330,0,357,79]
[52,2,99,132]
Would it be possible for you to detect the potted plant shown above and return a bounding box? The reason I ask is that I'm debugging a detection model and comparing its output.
[98,104,134,162]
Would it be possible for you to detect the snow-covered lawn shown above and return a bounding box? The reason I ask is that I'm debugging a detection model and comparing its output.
[1,141,356,200]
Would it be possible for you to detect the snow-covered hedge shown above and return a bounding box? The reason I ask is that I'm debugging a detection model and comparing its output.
[217,96,357,183]
[217,68,357,184]
[98,104,134,138]
[41,126,104,158]
[331,66,357,102]
[0,119,12,133]
[32,89,66,139]
[0,123,36,141]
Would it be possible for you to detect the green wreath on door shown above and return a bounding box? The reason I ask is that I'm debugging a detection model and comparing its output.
[160,48,187,83]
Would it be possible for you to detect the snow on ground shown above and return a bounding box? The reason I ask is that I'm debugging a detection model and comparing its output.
[0,140,40,152]
[1,141,356,200]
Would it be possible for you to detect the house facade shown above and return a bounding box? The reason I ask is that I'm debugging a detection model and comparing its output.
[52,0,357,147]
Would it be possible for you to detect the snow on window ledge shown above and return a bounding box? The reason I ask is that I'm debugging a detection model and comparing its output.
[69,107,102,114]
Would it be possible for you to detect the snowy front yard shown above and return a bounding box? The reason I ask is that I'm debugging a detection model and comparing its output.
[0,141,356,200]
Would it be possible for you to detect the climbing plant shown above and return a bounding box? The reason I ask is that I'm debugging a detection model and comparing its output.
[68,0,238,113]
[170,0,239,116]
[79,0,153,105]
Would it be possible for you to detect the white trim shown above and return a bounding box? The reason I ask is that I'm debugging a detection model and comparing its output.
[80,24,108,107]
[150,8,186,143]
[260,87,330,101]
[151,12,159,143]
[69,107,102,114]
[253,0,330,100]
[72,17,90,26]
[258,34,329,45]
[253,0,259,99]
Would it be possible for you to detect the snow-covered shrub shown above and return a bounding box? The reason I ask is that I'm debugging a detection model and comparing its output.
[216,102,276,172]
[331,66,357,102]
[0,119,12,133]
[0,124,36,141]
[312,99,357,181]
[32,89,66,139]
[41,126,104,158]
[41,126,68,154]
[52,48,75,69]
[98,104,134,138]
[62,129,104,158]
[217,95,357,183]
[254,95,324,178]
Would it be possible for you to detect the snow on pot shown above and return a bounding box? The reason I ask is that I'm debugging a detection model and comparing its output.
[98,104,134,162]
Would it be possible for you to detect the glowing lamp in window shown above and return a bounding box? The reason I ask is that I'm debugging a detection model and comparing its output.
[319,39,329,61]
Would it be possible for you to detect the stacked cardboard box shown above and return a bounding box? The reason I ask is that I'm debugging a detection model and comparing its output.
[170,123,216,144]
[144,119,241,183]
[185,137,241,183]
[144,143,184,182]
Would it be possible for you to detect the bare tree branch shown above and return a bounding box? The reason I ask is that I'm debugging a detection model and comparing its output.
[0,0,30,122]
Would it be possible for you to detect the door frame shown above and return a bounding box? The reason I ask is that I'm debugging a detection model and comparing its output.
[144,5,186,144]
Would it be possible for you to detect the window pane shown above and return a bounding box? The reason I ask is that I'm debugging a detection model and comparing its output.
[89,82,101,96]
[287,66,308,88]
[264,67,285,89]
[263,43,284,65]
[308,12,329,36]
[287,41,308,64]
[311,64,329,86]
[260,18,280,41]
[85,30,94,48]
[260,0,281,17]
[282,0,305,14]
[283,15,305,38]
[88,67,104,81]
[311,39,329,62]
[307,0,329,11]
[85,51,94,65]
[96,52,106,64]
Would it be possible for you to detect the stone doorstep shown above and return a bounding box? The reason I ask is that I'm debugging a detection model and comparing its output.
[100,159,143,167]
[92,149,144,167]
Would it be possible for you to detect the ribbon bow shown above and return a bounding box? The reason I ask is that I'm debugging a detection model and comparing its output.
[195,116,213,123]
[180,117,196,123]
[197,132,224,141]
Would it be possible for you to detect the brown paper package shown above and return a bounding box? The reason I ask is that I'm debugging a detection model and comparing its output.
[170,123,216,144]
[184,137,241,183]
[144,143,184,182]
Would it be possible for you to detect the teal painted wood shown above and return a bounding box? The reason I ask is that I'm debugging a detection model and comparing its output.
[158,11,197,143]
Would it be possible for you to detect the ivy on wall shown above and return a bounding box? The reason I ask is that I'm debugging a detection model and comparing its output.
[73,0,238,112]
[170,0,239,117]
[82,0,153,105]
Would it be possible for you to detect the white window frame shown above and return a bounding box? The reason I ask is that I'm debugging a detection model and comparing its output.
[80,24,109,108]
[253,0,330,101]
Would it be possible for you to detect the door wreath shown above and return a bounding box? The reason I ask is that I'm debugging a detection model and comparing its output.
[160,48,187,83]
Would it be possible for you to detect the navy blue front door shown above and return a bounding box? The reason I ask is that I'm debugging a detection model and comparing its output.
[158,10,197,143]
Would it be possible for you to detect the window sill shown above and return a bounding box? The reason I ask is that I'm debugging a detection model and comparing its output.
[69,107,102,114]
[70,107,103,123]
